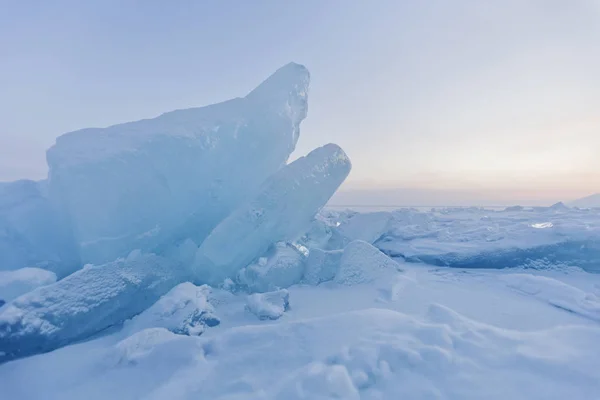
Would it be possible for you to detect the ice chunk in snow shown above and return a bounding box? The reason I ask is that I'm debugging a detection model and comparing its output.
[46,63,310,265]
[193,143,351,286]
[246,289,290,320]
[122,282,219,337]
[0,180,78,277]
[0,254,185,362]
[501,274,600,321]
[335,240,401,285]
[0,267,56,303]
[237,242,306,292]
[303,248,343,285]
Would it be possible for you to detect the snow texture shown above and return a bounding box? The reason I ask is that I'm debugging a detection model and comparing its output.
[45,63,310,265]
[192,143,351,286]
[335,240,402,285]
[324,206,600,272]
[501,274,600,322]
[0,253,184,362]
[245,289,290,320]
[0,267,56,303]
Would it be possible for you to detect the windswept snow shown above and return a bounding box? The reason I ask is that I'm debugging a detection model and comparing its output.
[501,274,600,322]
[2,271,600,400]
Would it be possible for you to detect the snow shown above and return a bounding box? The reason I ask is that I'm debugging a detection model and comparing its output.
[0,267,56,303]
[3,268,600,400]
[45,63,310,265]
[192,143,351,286]
[245,289,290,320]
[333,206,600,272]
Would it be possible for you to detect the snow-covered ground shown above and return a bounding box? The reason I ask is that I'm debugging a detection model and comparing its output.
[2,207,600,400]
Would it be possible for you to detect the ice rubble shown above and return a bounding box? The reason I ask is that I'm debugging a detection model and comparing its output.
[0,141,350,362]
[321,206,600,272]
[0,63,356,361]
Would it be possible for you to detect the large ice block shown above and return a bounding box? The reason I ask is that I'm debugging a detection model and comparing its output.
[46,63,310,264]
[0,180,78,276]
[0,253,185,363]
[192,144,352,286]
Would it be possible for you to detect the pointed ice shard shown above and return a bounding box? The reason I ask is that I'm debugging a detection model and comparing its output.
[192,143,351,286]
[46,63,310,265]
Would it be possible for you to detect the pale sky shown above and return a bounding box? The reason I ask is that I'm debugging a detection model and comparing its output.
[1,0,599,204]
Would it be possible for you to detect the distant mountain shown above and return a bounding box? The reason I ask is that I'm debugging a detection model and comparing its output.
[568,193,600,209]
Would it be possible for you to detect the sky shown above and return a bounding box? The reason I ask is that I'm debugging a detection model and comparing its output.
[1,0,599,205]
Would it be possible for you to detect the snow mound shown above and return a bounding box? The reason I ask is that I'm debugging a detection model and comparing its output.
[0,254,184,362]
[169,308,600,398]
[0,267,56,303]
[335,240,402,285]
[193,143,351,286]
[122,282,219,337]
[237,242,306,292]
[501,274,600,321]
[246,289,290,320]
[110,328,203,367]
[46,63,310,265]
